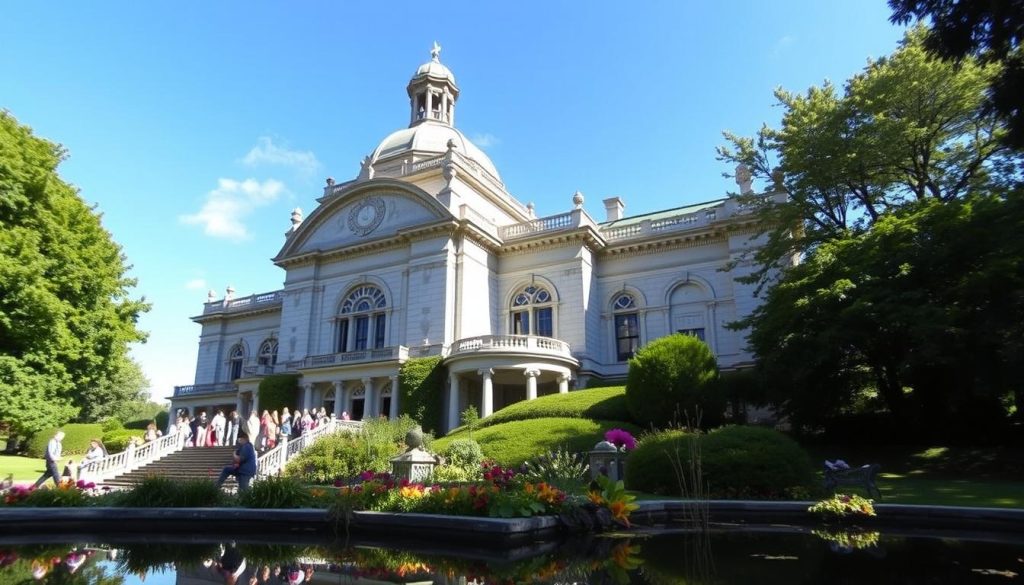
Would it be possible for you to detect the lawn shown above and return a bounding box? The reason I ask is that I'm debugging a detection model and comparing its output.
[0,455,46,482]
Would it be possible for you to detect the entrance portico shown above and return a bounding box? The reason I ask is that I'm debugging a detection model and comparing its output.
[443,334,578,431]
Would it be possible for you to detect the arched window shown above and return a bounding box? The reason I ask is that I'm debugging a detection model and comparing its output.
[228,344,245,380]
[612,293,640,361]
[669,283,709,342]
[257,339,278,366]
[510,285,555,337]
[338,286,388,352]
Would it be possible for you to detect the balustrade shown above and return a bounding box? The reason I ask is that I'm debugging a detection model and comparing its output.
[448,335,571,357]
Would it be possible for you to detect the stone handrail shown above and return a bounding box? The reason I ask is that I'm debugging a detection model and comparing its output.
[256,419,365,479]
[173,382,236,397]
[601,208,719,241]
[80,431,184,483]
[202,290,283,314]
[448,334,572,358]
[301,346,409,369]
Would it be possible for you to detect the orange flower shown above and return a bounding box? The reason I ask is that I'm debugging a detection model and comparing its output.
[523,483,535,494]
[400,485,425,499]
[609,500,632,527]
[588,490,605,505]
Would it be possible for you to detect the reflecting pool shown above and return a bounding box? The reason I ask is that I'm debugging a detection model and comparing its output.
[1,527,1021,584]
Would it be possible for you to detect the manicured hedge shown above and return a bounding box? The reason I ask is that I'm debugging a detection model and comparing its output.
[399,356,445,434]
[24,424,104,458]
[626,333,722,429]
[625,425,814,499]
[474,386,632,429]
[258,374,299,414]
[102,429,145,452]
[433,417,641,467]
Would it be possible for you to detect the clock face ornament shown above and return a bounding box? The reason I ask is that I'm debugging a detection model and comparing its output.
[347,196,386,236]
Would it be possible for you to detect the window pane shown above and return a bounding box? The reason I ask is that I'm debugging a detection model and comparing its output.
[512,311,529,335]
[536,307,553,337]
[355,317,369,350]
[230,360,243,380]
[337,320,349,352]
[615,314,640,361]
[374,314,387,349]
[678,328,706,341]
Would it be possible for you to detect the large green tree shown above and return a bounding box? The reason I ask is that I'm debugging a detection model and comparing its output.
[0,111,149,442]
[719,29,1024,434]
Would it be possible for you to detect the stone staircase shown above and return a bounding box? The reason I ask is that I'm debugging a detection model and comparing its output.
[101,446,240,488]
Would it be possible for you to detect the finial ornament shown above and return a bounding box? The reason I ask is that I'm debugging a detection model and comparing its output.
[207,289,216,303]
[572,190,585,209]
[735,163,753,195]
[431,41,441,62]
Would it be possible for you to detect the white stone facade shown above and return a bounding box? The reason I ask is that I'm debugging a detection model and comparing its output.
[171,48,783,432]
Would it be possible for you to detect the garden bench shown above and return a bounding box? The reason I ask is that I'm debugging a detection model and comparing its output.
[823,462,882,500]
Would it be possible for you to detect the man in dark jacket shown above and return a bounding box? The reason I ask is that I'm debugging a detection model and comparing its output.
[216,432,257,492]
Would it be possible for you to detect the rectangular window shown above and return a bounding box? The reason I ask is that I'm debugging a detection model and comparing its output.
[678,327,706,342]
[230,361,243,380]
[354,316,369,350]
[615,314,640,361]
[536,307,553,337]
[512,311,529,335]
[337,320,349,353]
[374,314,387,349]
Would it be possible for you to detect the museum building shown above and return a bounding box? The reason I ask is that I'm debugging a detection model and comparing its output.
[171,46,783,432]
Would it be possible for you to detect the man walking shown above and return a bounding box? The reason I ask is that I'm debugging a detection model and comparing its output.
[216,432,257,492]
[33,431,65,488]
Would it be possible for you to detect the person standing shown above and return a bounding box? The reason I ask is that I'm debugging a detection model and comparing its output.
[216,432,257,492]
[195,412,209,447]
[280,407,292,442]
[245,410,260,445]
[226,410,240,446]
[211,410,226,446]
[33,431,65,488]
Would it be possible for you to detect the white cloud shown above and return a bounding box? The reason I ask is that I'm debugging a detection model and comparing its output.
[184,278,207,290]
[241,137,319,176]
[470,132,500,149]
[180,178,285,241]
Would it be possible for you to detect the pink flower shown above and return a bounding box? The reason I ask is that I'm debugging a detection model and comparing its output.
[605,428,637,451]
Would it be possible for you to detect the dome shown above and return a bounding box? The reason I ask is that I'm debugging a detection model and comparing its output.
[368,123,501,181]
[413,60,456,84]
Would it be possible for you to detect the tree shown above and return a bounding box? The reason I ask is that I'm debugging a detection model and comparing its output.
[890,0,1024,148]
[719,27,1016,292]
[0,111,149,443]
[625,333,721,429]
[720,28,1024,434]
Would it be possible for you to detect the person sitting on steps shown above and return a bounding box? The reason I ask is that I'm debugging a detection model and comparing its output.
[216,432,257,492]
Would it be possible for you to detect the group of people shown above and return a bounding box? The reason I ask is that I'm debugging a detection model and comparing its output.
[169,406,350,452]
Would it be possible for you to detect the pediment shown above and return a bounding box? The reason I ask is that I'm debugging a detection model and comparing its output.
[276,179,453,261]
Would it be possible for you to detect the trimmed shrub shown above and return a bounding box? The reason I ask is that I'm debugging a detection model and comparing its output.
[399,356,445,434]
[625,425,815,499]
[154,411,169,431]
[442,438,483,468]
[102,429,144,452]
[433,417,642,467]
[25,424,104,458]
[258,374,299,414]
[625,333,722,428]
[477,386,632,428]
[101,419,124,433]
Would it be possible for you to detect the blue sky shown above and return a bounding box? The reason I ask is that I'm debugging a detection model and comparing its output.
[2,2,907,401]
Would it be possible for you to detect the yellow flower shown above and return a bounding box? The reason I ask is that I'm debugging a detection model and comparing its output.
[588,490,605,505]
[400,485,425,499]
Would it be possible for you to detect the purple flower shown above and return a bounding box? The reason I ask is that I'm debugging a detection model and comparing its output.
[359,470,375,482]
[605,428,637,451]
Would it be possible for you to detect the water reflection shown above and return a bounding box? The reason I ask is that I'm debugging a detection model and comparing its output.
[0,528,1021,584]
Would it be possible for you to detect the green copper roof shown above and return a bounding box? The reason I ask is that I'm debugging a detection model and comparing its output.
[600,198,727,228]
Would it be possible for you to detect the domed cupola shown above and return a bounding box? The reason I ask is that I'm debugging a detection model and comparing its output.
[407,42,459,127]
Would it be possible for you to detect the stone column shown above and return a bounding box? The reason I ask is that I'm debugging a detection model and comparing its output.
[479,368,494,418]
[302,383,313,412]
[362,377,374,420]
[251,391,259,417]
[525,368,540,401]
[389,375,400,420]
[234,395,243,417]
[333,381,344,419]
[558,374,570,394]
[448,373,461,432]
